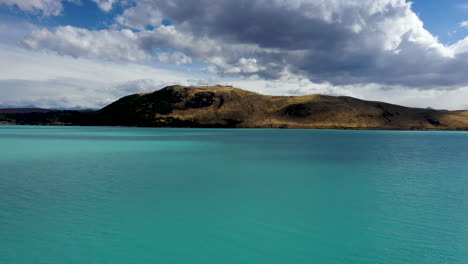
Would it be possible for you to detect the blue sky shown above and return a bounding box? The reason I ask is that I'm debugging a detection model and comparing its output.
[0,0,468,110]
[412,0,468,43]
[0,1,118,30]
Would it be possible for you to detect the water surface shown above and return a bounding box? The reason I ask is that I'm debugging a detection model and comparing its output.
[1,126,467,264]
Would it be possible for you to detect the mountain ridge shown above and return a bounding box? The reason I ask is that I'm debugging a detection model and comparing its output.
[1,85,468,130]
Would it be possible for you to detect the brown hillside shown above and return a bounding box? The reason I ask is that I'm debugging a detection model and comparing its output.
[97,85,468,130]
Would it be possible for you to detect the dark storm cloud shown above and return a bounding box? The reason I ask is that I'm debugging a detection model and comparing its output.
[18,0,468,88]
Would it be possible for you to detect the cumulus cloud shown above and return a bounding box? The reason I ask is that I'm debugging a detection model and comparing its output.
[224,58,264,74]
[20,24,269,73]
[118,0,468,87]
[116,1,163,30]
[21,26,151,62]
[157,52,192,65]
[461,21,468,28]
[19,0,468,90]
[92,0,116,12]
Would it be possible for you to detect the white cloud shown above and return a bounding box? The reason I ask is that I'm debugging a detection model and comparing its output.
[116,1,163,30]
[0,0,64,16]
[157,52,192,65]
[0,45,190,82]
[450,36,468,54]
[224,58,264,74]
[92,0,116,12]
[0,0,118,15]
[0,44,205,108]
[229,78,468,111]
[21,26,151,62]
[0,20,33,45]
[2,44,468,110]
[20,24,269,73]
[460,21,468,28]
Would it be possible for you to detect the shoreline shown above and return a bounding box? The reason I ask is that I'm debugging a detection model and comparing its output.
[2,123,468,132]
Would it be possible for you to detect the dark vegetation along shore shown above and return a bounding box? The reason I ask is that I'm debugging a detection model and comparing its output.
[1,85,468,130]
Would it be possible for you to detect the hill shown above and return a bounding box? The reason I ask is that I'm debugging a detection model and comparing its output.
[95,85,468,130]
[2,85,468,130]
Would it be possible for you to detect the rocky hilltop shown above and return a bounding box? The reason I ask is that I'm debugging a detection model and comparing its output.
[2,85,468,130]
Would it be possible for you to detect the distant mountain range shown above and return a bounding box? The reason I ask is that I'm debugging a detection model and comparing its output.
[0,108,54,114]
[1,85,468,130]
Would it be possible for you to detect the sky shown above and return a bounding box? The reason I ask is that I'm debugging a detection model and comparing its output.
[0,0,468,110]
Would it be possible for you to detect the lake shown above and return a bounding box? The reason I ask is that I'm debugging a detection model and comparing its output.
[1,126,467,264]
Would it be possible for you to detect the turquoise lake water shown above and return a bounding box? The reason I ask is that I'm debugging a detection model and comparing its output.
[0,126,467,264]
